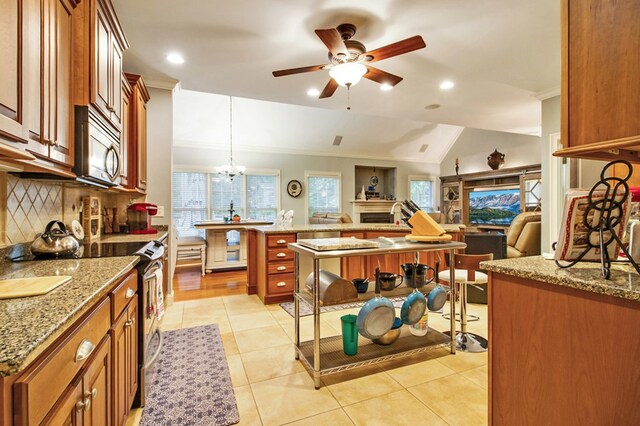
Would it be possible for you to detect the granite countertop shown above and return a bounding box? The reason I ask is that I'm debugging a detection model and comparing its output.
[0,256,139,377]
[246,223,465,234]
[481,256,640,302]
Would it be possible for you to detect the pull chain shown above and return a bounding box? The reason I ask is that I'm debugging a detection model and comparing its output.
[346,83,351,110]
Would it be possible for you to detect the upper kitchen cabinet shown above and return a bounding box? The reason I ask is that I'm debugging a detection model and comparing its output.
[73,0,129,134]
[0,0,42,162]
[21,0,78,171]
[555,0,640,162]
[125,73,149,193]
[119,74,132,188]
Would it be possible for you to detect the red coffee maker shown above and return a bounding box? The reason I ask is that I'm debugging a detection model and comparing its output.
[127,202,158,234]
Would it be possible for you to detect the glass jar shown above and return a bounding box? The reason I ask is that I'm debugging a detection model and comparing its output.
[409,312,429,337]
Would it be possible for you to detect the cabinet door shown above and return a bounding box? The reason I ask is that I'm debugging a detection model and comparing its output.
[42,377,84,426]
[48,0,74,166]
[365,231,408,277]
[82,335,111,426]
[119,77,131,186]
[136,91,147,190]
[126,296,139,410]
[111,310,127,426]
[24,0,45,154]
[93,1,111,122]
[0,0,28,143]
[110,41,123,128]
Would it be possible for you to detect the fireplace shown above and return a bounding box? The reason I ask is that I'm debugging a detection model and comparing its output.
[360,212,394,223]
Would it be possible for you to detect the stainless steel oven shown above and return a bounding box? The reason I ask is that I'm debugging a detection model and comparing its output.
[135,241,165,408]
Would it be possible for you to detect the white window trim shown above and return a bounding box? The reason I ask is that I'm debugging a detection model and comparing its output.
[173,168,281,222]
[304,170,342,223]
[408,175,436,210]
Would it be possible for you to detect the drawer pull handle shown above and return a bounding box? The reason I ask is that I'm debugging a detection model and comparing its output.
[125,288,135,299]
[276,239,287,244]
[276,252,286,258]
[75,400,85,411]
[125,319,134,328]
[276,282,286,287]
[277,266,287,271]
[90,388,98,399]
[75,339,96,363]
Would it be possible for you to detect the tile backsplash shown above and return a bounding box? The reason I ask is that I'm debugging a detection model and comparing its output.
[4,174,63,245]
[0,173,144,247]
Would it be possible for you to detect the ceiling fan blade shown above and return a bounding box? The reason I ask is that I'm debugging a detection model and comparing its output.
[364,66,403,86]
[319,79,339,99]
[360,35,426,63]
[315,28,349,58]
[272,65,326,77]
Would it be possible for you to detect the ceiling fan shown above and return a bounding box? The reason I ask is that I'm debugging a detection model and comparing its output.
[272,23,426,99]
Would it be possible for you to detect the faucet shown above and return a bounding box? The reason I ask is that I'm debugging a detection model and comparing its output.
[390,202,403,225]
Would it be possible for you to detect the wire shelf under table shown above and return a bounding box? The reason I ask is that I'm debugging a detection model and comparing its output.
[296,327,450,375]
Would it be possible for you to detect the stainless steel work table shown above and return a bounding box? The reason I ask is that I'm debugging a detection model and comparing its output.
[288,238,467,388]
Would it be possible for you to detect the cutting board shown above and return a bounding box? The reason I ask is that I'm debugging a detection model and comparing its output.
[0,276,72,299]
[297,238,380,251]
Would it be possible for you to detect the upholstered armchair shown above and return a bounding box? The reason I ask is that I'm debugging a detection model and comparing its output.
[506,212,542,258]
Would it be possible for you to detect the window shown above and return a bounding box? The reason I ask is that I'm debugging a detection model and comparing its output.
[306,172,341,220]
[173,170,279,234]
[173,172,208,237]
[409,176,435,211]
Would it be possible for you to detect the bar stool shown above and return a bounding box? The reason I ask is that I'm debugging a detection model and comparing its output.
[176,234,207,276]
[437,253,493,352]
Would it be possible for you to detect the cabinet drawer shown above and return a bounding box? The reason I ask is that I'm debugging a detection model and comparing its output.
[267,234,295,248]
[268,261,294,275]
[110,270,138,321]
[267,273,294,294]
[267,248,294,261]
[14,297,111,426]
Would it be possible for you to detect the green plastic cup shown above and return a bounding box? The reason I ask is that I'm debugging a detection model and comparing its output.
[341,314,358,356]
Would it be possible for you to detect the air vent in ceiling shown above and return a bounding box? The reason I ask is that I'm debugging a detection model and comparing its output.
[333,135,343,146]
[419,144,429,152]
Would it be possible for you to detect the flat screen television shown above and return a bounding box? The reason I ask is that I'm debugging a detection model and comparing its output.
[468,188,520,225]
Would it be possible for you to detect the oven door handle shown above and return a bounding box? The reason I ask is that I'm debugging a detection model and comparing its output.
[143,260,163,280]
[144,329,163,370]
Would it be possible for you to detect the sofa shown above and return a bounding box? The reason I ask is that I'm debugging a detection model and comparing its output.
[308,212,353,224]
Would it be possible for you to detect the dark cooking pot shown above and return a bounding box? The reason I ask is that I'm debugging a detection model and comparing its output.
[356,268,395,339]
[378,272,403,291]
[31,220,80,256]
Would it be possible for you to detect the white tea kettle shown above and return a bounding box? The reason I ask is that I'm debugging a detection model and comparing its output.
[31,220,80,256]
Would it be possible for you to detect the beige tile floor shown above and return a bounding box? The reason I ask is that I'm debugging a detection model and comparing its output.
[127,295,489,426]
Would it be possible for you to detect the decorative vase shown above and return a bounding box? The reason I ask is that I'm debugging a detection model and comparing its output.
[487,149,505,170]
[357,185,366,200]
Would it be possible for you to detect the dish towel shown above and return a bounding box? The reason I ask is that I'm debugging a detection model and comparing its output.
[155,268,165,320]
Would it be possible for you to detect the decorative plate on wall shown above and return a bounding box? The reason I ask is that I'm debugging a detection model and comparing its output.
[287,180,303,198]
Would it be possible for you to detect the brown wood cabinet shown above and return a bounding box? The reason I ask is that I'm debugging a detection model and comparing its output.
[254,232,297,304]
[7,269,138,425]
[340,231,366,280]
[125,74,149,193]
[119,75,132,187]
[73,0,128,133]
[556,0,640,162]
[22,0,77,170]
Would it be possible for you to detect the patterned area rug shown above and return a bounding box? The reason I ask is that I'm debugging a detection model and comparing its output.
[140,324,240,426]
[280,301,313,317]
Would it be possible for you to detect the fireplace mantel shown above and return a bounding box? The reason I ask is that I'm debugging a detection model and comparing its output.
[350,200,398,224]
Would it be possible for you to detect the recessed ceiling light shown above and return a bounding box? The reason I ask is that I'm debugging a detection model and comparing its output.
[380,84,393,91]
[307,88,320,97]
[439,80,454,90]
[166,53,185,64]
[424,104,441,110]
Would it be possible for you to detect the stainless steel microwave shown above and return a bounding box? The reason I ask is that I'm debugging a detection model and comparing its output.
[74,106,120,187]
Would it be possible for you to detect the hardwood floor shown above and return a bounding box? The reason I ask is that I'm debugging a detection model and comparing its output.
[172,265,248,301]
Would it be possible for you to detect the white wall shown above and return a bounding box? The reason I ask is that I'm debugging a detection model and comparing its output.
[173,146,440,225]
[439,128,541,177]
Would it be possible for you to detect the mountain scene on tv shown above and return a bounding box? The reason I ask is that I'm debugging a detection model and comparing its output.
[469,190,520,225]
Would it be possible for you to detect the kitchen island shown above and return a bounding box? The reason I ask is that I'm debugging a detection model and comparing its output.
[194,220,272,272]
[482,256,640,425]
[246,223,464,304]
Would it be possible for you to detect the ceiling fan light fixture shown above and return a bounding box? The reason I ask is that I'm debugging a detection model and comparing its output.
[329,62,367,87]
[380,83,393,91]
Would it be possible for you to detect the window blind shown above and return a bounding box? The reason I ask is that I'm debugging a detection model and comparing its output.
[308,175,340,217]
[173,172,207,237]
[247,174,278,220]
[410,179,434,211]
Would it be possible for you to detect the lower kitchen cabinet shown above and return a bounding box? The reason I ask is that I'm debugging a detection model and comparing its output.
[9,269,138,426]
[253,231,296,304]
[340,231,366,280]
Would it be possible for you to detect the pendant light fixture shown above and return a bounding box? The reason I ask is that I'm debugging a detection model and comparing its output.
[216,96,246,180]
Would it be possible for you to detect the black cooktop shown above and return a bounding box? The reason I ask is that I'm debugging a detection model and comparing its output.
[8,241,150,262]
